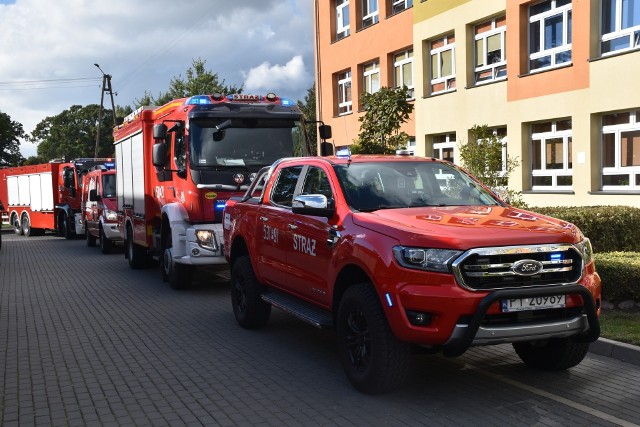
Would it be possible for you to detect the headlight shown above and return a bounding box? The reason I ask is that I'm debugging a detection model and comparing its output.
[393,246,462,273]
[195,229,218,251]
[104,209,117,222]
[574,238,593,264]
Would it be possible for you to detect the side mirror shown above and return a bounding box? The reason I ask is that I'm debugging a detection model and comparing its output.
[292,194,335,218]
[319,124,332,140]
[89,189,100,202]
[152,143,167,167]
[153,123,168,140]
[62,168,75,188]
[320,142,334,156]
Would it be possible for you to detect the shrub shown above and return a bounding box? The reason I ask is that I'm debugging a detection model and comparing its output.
[530,205,640,253]
[594,252,640,302]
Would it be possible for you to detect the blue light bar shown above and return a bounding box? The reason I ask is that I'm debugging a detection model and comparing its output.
[215,200,227,210]
[336,148,351,159]
[385,293,394,307]
[550,253,563,260]
[280,98,295,106]
[186,95,212,105]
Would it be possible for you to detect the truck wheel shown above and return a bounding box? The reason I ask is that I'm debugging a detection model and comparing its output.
[13,214,23,235]
[231,256,271,329]
[126,224,146,269]
[337,284,411,394]
[99,226,112,254]
[161,231,192,290]
[21,215,31,237]
[62,214,75,240]
[513,338,590,370]
[86,220,96,247]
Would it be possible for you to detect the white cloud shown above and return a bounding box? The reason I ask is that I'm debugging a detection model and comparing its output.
[243,56,311,96]
[0,0,314,158]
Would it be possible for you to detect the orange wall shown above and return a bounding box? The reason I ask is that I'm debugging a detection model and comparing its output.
[506,0,591,102]
[314,1,415,146]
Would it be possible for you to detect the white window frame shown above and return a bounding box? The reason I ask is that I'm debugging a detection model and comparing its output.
[337,70,352,115]
[433,133,457,163]
[393,49,414,99]
[531,120,573,190]
[529,0,573,72]
[363,61,380,94]
[601,110,640,190]
[430,34,456,95]
[601,0,640,55]
[474,17,507,84]
[336,0,350,40]
[392,0,413,14]
[362,0,379,28]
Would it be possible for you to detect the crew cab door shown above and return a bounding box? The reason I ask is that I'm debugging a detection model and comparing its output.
[285,165,336,306]
[254,165,303,287]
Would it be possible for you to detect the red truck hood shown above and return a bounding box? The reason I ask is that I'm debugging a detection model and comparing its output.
[352,205,581,249]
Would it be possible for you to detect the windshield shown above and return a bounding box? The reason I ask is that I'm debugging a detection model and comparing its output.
[334,161,502,212]
[189,118,298,168]
[102,174,116,198]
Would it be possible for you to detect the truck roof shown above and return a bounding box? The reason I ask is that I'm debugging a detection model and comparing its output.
[276,154,445,166]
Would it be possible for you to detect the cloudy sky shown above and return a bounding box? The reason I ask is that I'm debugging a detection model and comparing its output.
[0,0,315,157]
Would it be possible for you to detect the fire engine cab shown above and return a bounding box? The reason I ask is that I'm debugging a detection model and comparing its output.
[113,93,313,289]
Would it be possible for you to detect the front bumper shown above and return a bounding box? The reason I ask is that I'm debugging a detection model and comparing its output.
[102,221,122,241]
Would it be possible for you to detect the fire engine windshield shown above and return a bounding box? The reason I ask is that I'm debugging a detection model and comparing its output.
[102,174,116,198]
[189,118,299,168]
[334,161,502,212]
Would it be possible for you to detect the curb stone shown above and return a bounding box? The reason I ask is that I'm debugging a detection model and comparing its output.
[590,337,640,366]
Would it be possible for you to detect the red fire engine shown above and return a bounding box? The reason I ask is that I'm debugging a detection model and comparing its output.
[0,158,115,238]
[113,93,313,289]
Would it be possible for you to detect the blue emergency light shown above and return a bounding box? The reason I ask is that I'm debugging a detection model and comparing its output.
[186,95,213,105]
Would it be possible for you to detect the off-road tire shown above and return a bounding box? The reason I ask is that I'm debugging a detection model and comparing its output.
[231,256,271,329]
[337,283,411,394]
[513,338,590,371]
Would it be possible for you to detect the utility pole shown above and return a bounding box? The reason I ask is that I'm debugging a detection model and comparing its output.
[94,63,117,158]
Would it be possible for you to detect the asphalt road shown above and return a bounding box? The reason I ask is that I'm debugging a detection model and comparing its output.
[1,231,639,426]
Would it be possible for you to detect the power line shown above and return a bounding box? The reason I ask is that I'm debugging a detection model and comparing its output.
[0,77,101,87]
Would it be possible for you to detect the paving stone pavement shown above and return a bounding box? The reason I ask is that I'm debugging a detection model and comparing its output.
[1,231,640,426]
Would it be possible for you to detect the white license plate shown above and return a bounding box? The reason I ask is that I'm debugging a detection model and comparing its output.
[501,295,566,312]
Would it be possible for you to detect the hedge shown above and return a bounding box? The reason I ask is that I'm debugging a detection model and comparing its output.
[530,205,640,253]
[594,252,640,302]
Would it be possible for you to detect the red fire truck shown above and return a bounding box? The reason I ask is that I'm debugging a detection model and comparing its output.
[113,93,313,289]
[0,158,114,238]
[82,164,120,253]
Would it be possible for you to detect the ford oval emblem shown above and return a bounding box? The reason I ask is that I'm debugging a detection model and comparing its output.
[512,259,544,276]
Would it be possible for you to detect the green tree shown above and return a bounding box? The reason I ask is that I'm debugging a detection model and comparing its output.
[22,156,46,165]
[135,58,243,107]
[0,111,25,166]
[458,125,525,206]
[351,86,414,154]
[297,84,317,156]
[30,104,116,160]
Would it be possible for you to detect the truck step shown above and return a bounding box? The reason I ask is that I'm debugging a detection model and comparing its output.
[261,290,334,329]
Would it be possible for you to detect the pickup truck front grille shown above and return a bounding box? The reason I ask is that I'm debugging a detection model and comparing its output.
[452,244,584,291]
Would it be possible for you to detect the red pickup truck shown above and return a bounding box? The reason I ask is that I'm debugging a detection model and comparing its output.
[223,155,601,394]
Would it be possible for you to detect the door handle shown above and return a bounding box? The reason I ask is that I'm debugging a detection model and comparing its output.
[288,224,298,230]
[260,216,268,222]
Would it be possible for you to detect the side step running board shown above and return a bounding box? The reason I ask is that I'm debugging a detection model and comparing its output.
[261,290,334,329]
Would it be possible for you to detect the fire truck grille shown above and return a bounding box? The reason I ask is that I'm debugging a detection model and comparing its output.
[452,244,584,291]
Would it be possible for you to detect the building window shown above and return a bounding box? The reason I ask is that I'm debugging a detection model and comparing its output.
[430,34,456,94]
[474,16,507,84]
[529,0,572,72]
[601,0,640,55]
[336,0,350,41]
[391,0,413,14]
[531,119,573,189]
[337,70,352,115]
[393,49,414,99]
[602,110,640,189]
[433,133,456,163]
[363,61,380,94]
[362,0,379,28]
